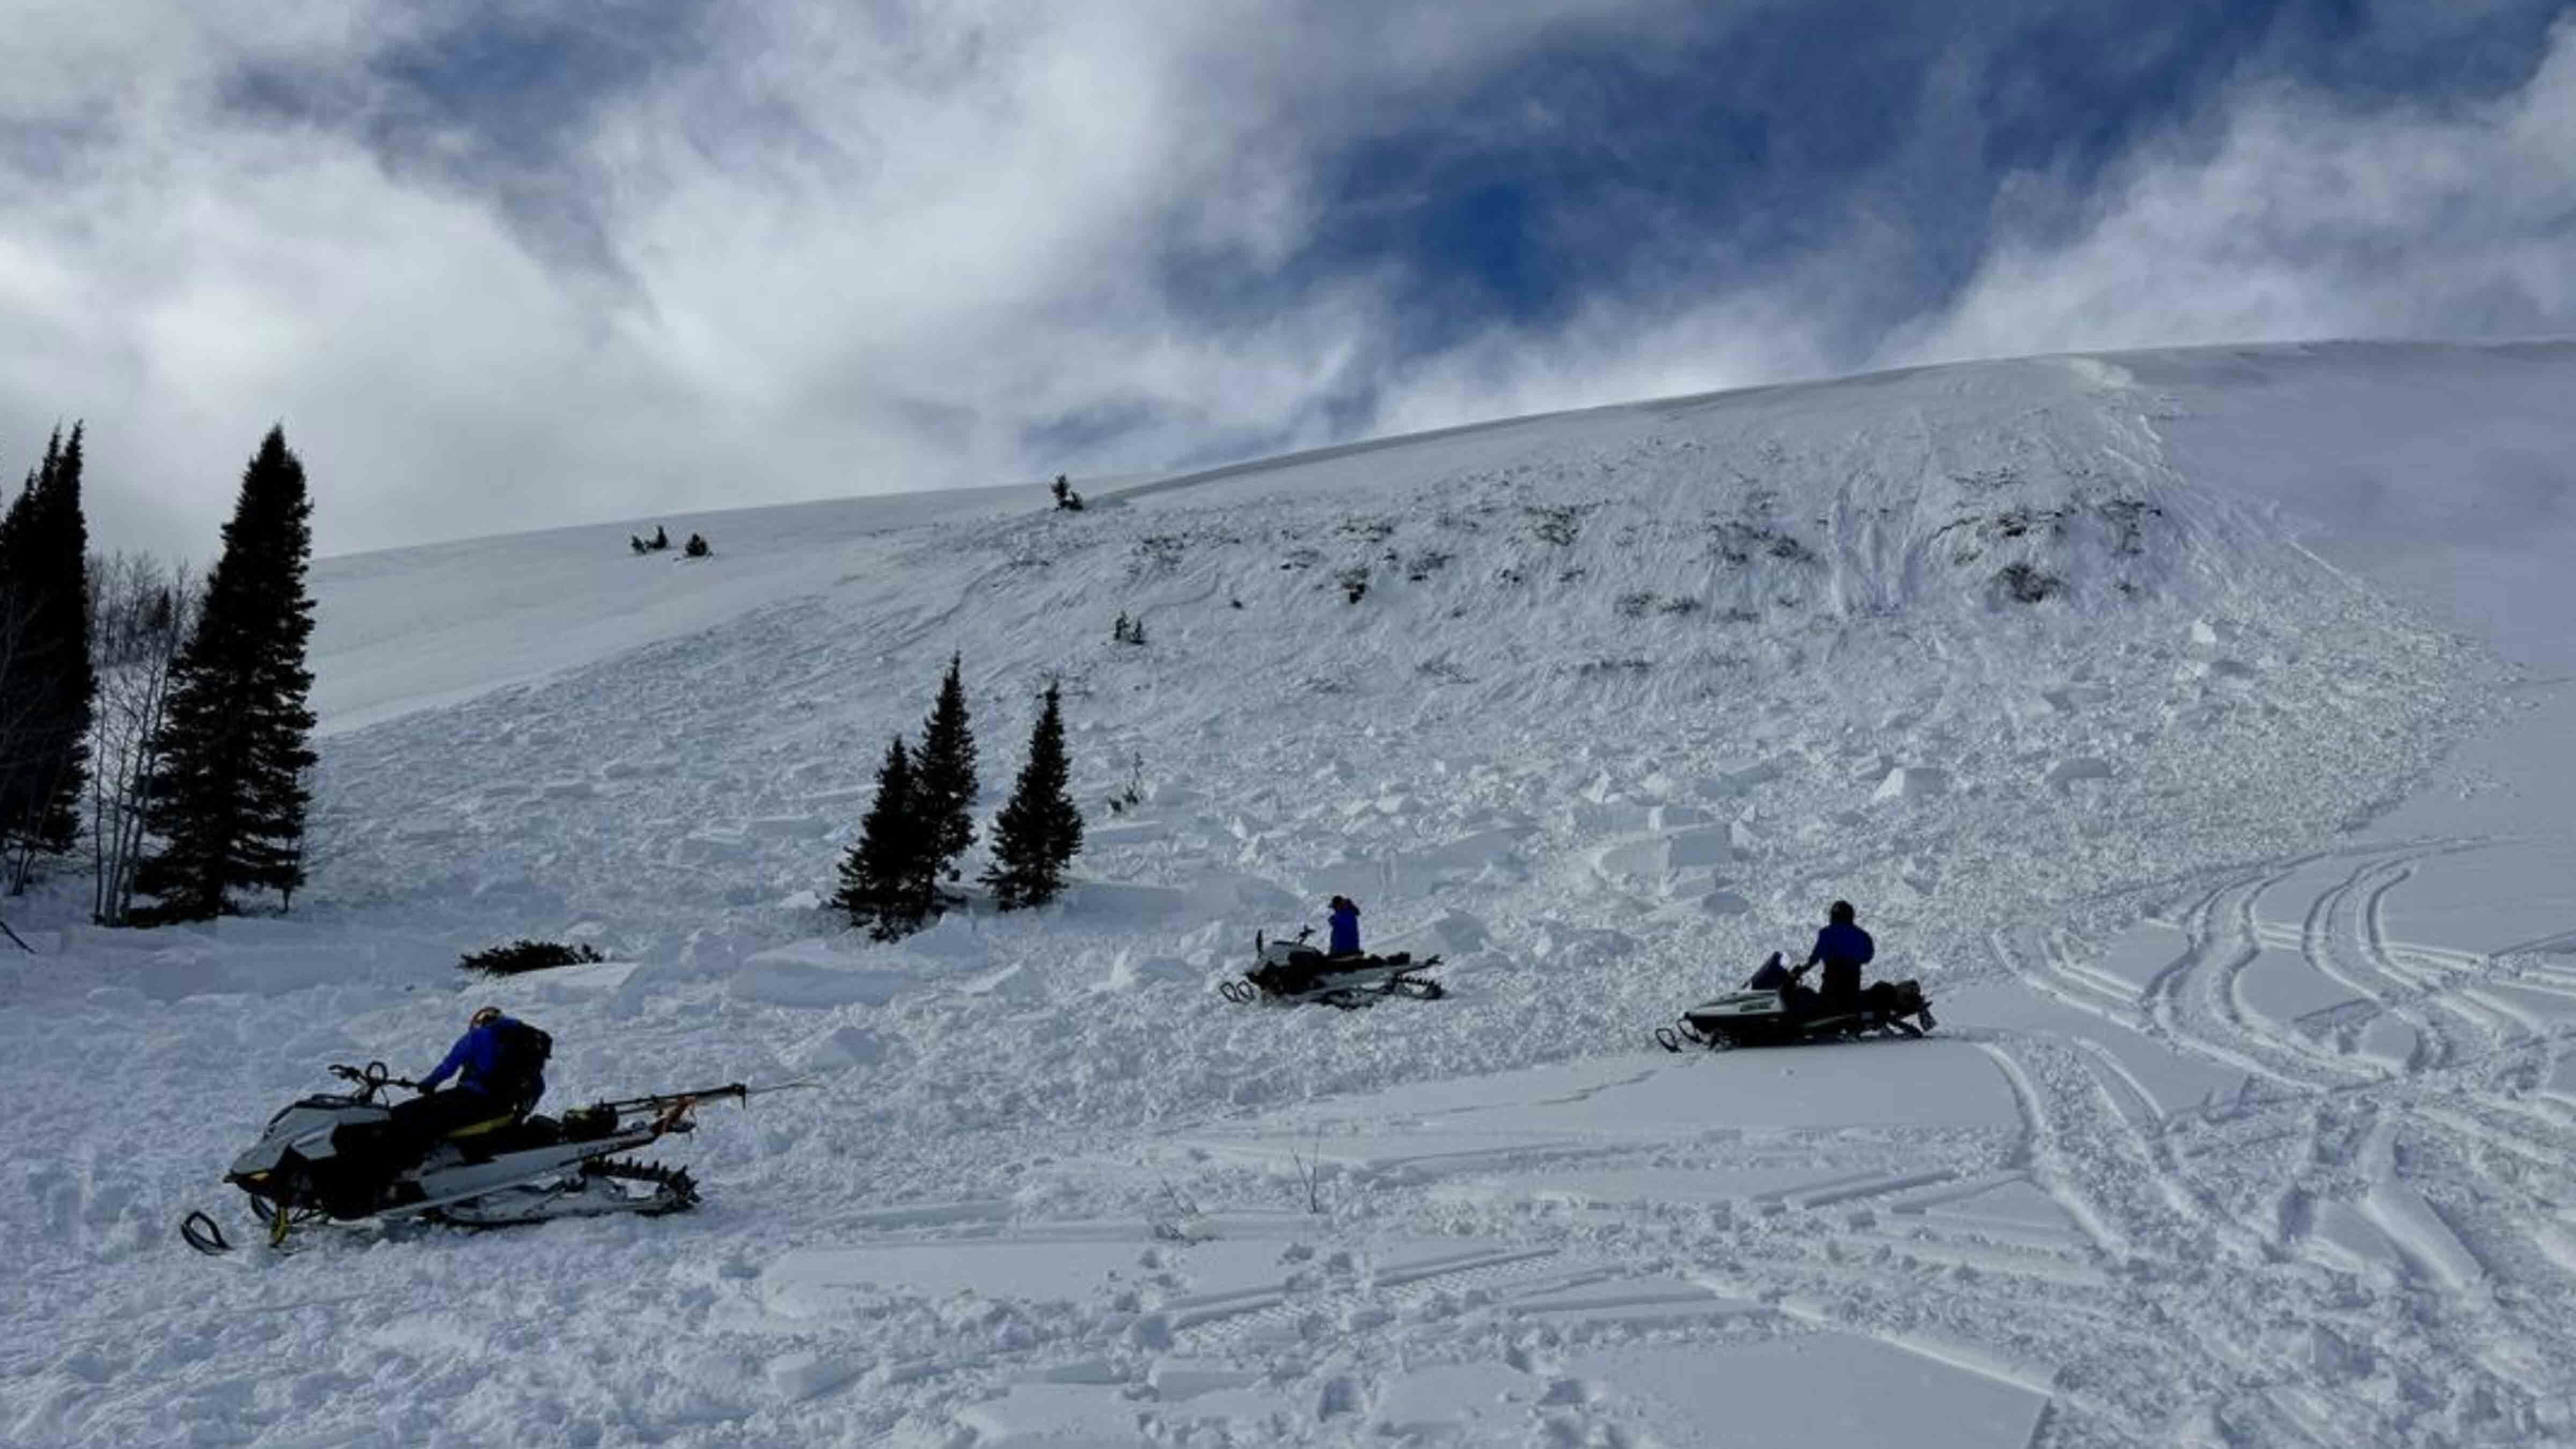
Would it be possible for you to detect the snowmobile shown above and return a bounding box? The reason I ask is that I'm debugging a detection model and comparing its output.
[1219,926,1445,1009]
[1655,952,1937,1052]
[180,1060,753,1254]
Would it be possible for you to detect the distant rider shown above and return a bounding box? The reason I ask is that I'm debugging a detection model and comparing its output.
[1802,901,1875,1009]
[389,1006,544,1151]
[1327,895,1363,958]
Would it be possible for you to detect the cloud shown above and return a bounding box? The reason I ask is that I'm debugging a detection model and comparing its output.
[1,2,2570,561]
[1885,15,2576,366]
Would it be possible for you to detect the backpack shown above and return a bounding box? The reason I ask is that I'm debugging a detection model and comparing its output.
[487,1019,552,1107]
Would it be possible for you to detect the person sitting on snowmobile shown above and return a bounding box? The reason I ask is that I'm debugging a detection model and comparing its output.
[1328,895,1362,958]
[387,1006,546,1156]
[1802,901,1875,1011]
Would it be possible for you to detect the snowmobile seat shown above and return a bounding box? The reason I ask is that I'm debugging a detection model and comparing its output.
[442,1107,524,1141]
[435,1076,562,1153]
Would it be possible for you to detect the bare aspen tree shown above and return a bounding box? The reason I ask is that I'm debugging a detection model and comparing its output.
[86,554,196,925]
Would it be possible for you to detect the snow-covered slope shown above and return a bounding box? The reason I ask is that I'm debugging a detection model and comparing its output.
[8,341,2576,1447]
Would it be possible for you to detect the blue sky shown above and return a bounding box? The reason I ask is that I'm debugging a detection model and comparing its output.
[3,1,2572,556]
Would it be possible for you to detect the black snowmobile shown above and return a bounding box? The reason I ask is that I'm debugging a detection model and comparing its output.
[181,1061,751,1254]
[1656,952,1937,1052]
[1219,926,1445,1009]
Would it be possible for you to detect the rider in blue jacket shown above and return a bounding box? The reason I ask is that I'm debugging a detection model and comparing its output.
[1803,901,1874,1008]
[420,1007,521,1096]
[1328,896,1362,957]
[388,1006,543,1151]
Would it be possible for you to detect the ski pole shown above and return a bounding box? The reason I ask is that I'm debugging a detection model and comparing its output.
[591,1079,821,1115]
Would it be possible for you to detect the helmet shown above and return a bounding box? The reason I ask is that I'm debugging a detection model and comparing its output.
[1828,900,1855,924]
[470,1005,502,1028]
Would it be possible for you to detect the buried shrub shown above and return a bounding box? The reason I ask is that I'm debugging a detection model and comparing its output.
[459,939,606,977]
[1997,562,2062,603]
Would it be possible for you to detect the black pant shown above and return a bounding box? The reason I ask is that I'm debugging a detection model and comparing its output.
[1818,961,1862,1009]
[386,1088,510,1159]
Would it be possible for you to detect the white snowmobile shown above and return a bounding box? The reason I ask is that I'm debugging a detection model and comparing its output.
[1219,926,1445,1009]
[1656,952,1936,1052]
[180,1061,750,1254]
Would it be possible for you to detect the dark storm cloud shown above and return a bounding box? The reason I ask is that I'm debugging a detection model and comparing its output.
[1,0,2569,559]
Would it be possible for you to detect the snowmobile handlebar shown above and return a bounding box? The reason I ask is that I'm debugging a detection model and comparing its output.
[327,1062,418,1102]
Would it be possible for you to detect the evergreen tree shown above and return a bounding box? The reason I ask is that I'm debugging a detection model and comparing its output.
[912,653,978,893]
[134,427,317,921]
[982,682,1082,910]
[0,426,96,886]
[833,735,934,939]
[0,472,42,846]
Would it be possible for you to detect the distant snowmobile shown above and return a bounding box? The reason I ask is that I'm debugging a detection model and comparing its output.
[1219,926,1445,1009]
[1656,952,1936,1051]
[180,1062,764,1254]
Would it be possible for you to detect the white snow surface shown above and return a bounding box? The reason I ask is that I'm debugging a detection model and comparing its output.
[9,340,2576,1446]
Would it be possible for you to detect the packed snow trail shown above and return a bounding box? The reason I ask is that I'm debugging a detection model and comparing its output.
[5,342,2576,1446]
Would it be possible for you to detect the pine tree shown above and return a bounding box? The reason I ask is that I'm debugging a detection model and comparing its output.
[0,426,95,888]
[982,682,1082,910]
[133,427,317,921]
[912,653,978,894]
[833,735,935,939]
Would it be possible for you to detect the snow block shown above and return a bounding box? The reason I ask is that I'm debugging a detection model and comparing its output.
[955,1384,1140,1444]
[1699,759,1783,797]
[898,913,986,961]
[1573,801,1656,833]
[1663,827,1736,868]
[1062,881,1190,923]
[1103,953,1195,990]
[1381,826,1538,894]
[1180,872,1301,922]
[673,829,754,863]
[1406,911,1491,956]
[1872,766,1948,802]
[1039,1359,1125,1386]
[766,1350,860,1401]
[2044,757,2114,791]
[1526,923,1638,967]
[797,1024,889,1070]
[1089,819,1175,848]
[731,957,910,1008]
[2175,657,2257,689]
